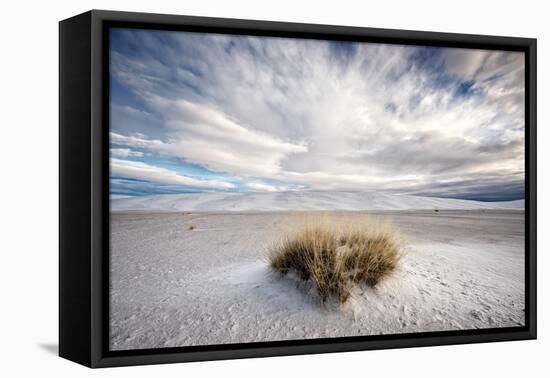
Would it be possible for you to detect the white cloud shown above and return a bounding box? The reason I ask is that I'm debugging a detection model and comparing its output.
[153,98,308,176]
[444,49,488,80]
[110,132,167,149]
[110,100,308,177]
[110,158,235,190]
[110,148,145,158]
[246,182,280,192]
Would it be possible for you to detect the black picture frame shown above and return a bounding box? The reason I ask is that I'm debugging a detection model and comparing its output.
[59,9,537,368]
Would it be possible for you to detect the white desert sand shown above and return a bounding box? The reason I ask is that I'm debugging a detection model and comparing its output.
[109,192,524,350]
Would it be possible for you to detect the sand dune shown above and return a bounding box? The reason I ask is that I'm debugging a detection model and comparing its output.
[111,191,524,212]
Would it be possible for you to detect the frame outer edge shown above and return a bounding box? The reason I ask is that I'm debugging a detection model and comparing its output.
[528,38,537,339]
[59,11,94,367]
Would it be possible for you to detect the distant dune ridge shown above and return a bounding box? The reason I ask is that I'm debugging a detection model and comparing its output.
[111,191,524,212]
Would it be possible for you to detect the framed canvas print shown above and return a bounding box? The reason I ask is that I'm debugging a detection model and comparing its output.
[59,10,537,368]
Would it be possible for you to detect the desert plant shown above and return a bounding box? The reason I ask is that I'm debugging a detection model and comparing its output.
[269,213,402,305]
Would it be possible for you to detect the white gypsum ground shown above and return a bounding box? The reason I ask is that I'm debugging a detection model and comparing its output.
[109,193,524,350]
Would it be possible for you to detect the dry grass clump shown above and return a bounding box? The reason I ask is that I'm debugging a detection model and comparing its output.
[269,213,402,305]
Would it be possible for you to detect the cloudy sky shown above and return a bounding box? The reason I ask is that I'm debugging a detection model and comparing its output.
[109,28,525,201]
